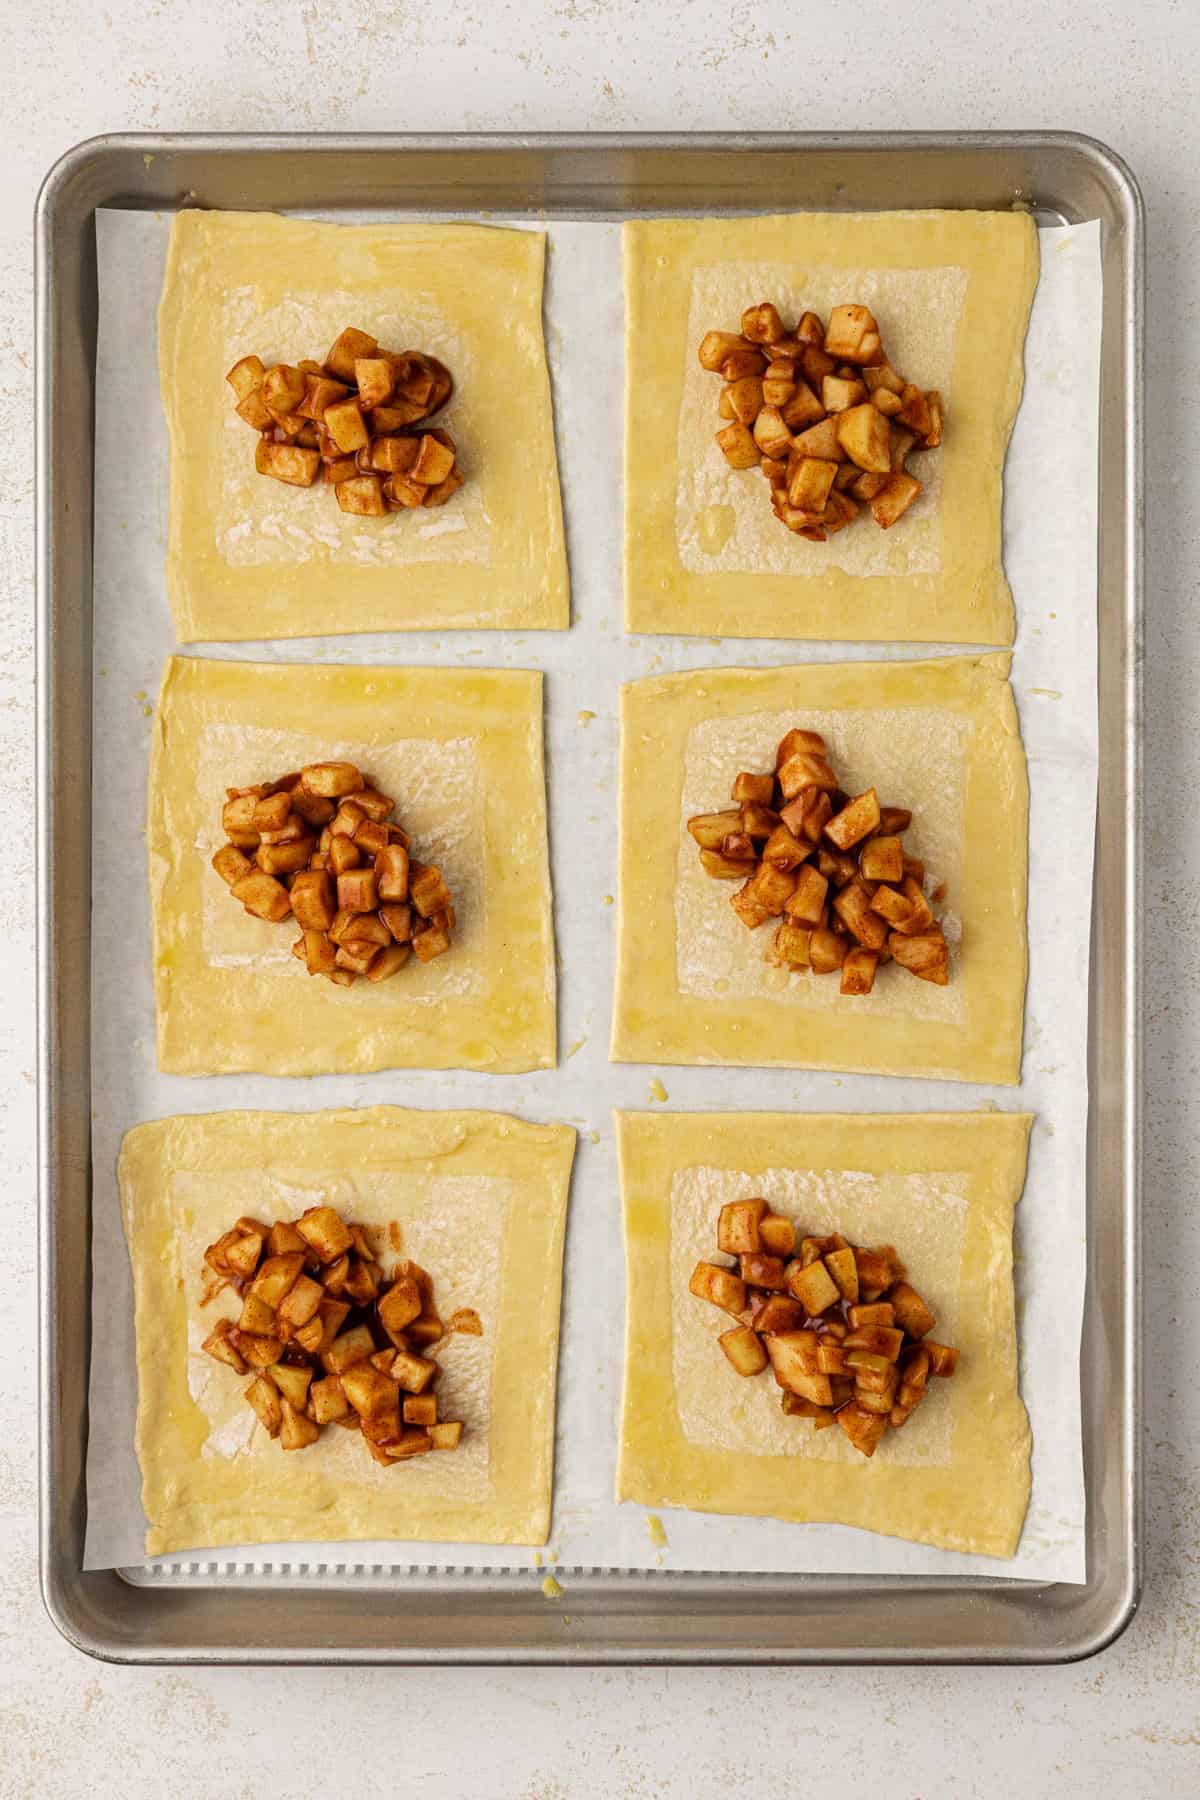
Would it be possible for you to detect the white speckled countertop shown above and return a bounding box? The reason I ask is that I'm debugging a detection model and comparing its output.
[7,2,1196,1793]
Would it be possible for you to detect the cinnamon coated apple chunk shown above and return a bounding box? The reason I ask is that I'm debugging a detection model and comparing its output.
[201,1201,476,1466]
[686,726,949,997]
[211,761,456,988]
[689,1201,958,1456]
[227,327,465,520]
[699,300,942,542]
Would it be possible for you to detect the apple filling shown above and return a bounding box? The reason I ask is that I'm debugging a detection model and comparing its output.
[699,301,942,540]
[227,325,465,517]
[690,1199,959,1457]
[687,726,949,998]
[201,1204,474,1465]
[213,761,455,987]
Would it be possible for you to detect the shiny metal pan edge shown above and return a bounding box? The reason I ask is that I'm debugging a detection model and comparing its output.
[36,131,1142,1664]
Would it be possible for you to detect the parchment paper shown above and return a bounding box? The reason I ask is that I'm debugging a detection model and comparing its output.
[84,209,1100,1583]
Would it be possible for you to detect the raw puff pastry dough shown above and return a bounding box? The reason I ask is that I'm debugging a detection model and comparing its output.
[150,656,556,1076]
[159,210,568,640]
[617,1110,1032,1559]
[624,209,1039,643]
[612,653,1027,1086]
[121,1106,576,1557]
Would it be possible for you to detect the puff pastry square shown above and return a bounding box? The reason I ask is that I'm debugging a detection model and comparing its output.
[612,653,1027,1086]
[159,210,568,640]
[121,1106,575,1557]
[624,209,1038,643]
[150,656,556,1075]
[617,1109,1032,1559]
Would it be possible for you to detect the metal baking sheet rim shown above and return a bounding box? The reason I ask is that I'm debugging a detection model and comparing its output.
[35,130,1143,1665]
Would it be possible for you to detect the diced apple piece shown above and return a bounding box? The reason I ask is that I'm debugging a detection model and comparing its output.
[771,920,812,967]
[848,1302,895,1329]
[924,1341,960,1378]
[772,383,819,434]
[715,421,759,469]
[699,330,751,371]
[428,1421,463,1451]
[202,1318,247,1374]
[300,761,361,799]
[276,1273,324,1333]
[790,416,843,462]
[230,1328,283,1368]
[296,1206,354,1264]
[389,1348,438,1394]
[254,437,320,487]
[211,843,253,888]
[309,1375,349,1424]
[822,374,866,413]
[403,1393,439,1427]
[844,1325,904,1361]
[870,471,923,529]
[809,928,848,974]
[741,301,787,344]
[781,862,828,928]
[739,1252,788,1290]
[889,931,950,986]
[722,374,763,424]
[761,823,808,873]
[409,862,452,919]
[277,1398,319,1451]
[717,1198,767,1255]
[688,809,744,851]
[262,363,308,421]
[339,1362,398,1424]
[871,884,914,928]
[335,473,387,516]
[324,326,379,383]
[719,346,767,382]
[863,361,905,396]
[838,1403,888,1457]
[825,789,881,850]
[376,1275,422,1342]
[718,1325,769,1376]
[732,861,797,929]
[787,1257,840,1316]
[245,1375,282,1437]
[224,1230,264,1280]
[753,1295,805,1335]
[832,882,887,951]
[249,1251,305,1310]
[689,1260,747,1316]
[787,456,839,514]
[751,406,793,461]
[226,354,266,403]
[322,1325,377,1376]
[758,1213,796,1258]
[765,1333,832,1405]
[859,834,904,883]
[840,947,878,995]
[888,1281,937,1338]
[855,1245,904,1291]
[822,1245,859,1304]
[269,1363,313,1410]
[777,750,838,799]
[824,304,880,363]
[836,403,891,473]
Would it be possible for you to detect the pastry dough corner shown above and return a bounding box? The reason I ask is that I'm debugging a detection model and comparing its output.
[159,209,568,640]
[616,1108,1032,1560]
[120,1106,576,1556]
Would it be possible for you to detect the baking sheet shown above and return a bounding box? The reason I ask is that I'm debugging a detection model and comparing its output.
[84,208,1100,1583]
